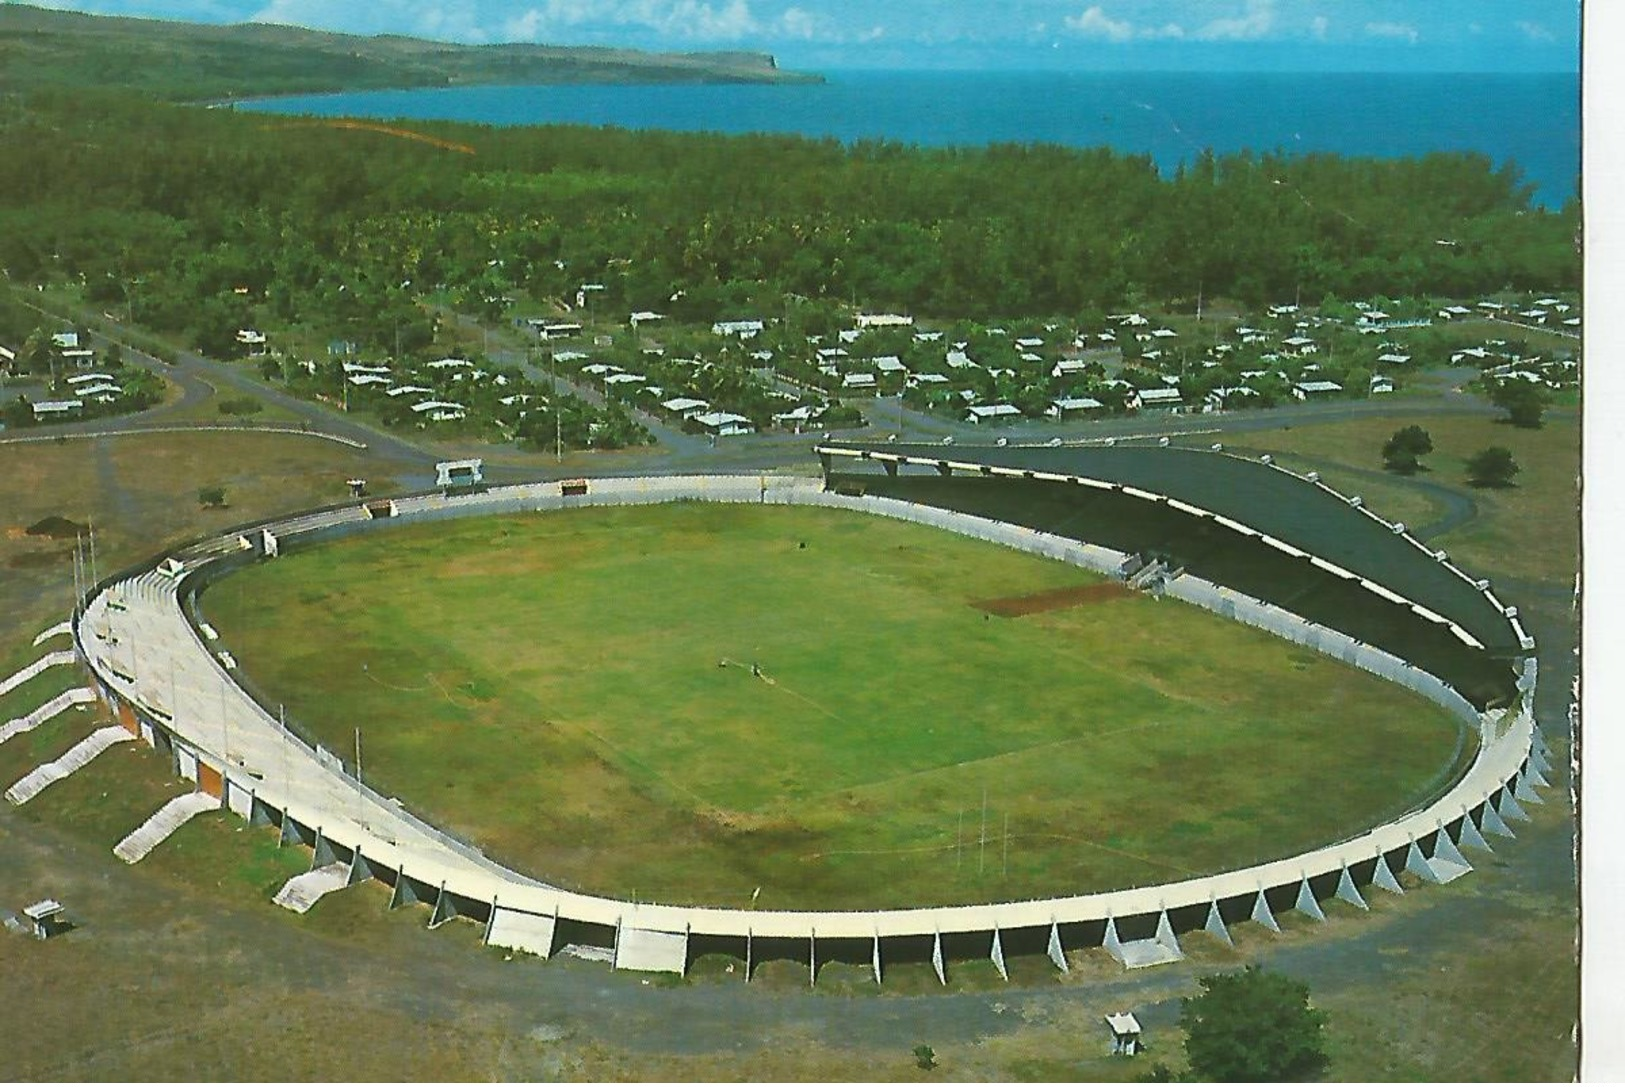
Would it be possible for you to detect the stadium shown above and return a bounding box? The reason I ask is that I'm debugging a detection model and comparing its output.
[52,440,1550,982]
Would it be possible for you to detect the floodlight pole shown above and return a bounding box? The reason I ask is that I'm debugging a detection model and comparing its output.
[979,788,987,878]
[354,726,364,826]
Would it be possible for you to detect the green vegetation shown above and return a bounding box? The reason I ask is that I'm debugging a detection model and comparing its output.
[1489,378,1551,428]
[1381,425,1434,475]
[1466,446,1520,488]
[0,84,1574,368]
[1179,966,1330,1082]
[204,503,1464,911]
[0,3,813,102]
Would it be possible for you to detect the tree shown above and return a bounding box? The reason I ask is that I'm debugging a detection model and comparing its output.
[197,485,227,508]
[1490,379,1550,428]
[1381,424,1433,474]
[912,1045,937,1071]
[1466,445,1521,488]
[1,395,33,430]
[1180,965,1329,1082]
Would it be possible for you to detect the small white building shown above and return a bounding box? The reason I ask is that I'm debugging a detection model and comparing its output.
[1105,1012,1142,1057]
[1292,379,1344,400]
[32,399,85,418]
[236,329,267,355]
[1136,387,1184,411]
[410,400,467,422]
[693,411,754,436]
[1046,396,1104,418]
[841,372,877,390]
[425,357,472,370]
[712,319,765,338]
[856,313,914,328]
[966,403,1022,424]
[661,397,710,419]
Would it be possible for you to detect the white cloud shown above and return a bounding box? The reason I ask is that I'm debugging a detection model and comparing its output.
[1063,6,1133,43]
[1062,6,1183,43]
[1309,15,1328,41]
[251,0,488,41]
[1516,20,1555,42]
[1364,20,1419,45]
[1193,0,1275,42]
[495,0,768,41]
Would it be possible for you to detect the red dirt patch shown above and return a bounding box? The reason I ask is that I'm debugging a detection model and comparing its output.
[972,581,1133,617]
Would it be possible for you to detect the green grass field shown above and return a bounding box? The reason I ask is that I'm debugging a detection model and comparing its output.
[203,502,1467,911]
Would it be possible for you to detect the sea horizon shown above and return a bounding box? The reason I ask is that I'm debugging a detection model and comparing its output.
[239,68,1581,209]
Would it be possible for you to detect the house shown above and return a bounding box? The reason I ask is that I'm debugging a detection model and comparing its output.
[410,400,467,422]
[1052,358,1090,379]
[1015,336,1044,350]
[236,329,267,355]
[1046,396,1104,418]
[661,397,711,419]
[945,350,976,369]
[552,350,589,364]
[816,347,849,362]
[539,322,582,340]
[1376,353,1411,367]
[773,403,827,427]
[906,373,950,388]
[966,403,1022,424]
[1135,387,1184,411]
[51,331,79,350]
[1370,375,1396,395]
[913,330,944,343]
[712,319,765,338]
[385,384,433,398]
[841,372,877,391]
[872,356,907,374]
[603,372,646,389]
[75,382,123,402]
[65,372,115,387]
[32,399,85,419]
[1205,386,1259,410]
[343,362,392,376]
[1438,305,1472,319]
[629,311,664,328]
[856,313,914,328]
[1281,336,1317,355]
[1292,379,1344,400]
[694,411,754,437]
[425,357,472,370]
[837,329,863,344]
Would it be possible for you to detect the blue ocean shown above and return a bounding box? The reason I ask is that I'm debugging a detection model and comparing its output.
[240,69,1580,208]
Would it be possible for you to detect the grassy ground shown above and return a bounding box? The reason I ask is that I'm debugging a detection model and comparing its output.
[1234,414,1579,584]
[204,502,1464,910]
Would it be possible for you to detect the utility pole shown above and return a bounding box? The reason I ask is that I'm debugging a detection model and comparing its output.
[979,787,987,877]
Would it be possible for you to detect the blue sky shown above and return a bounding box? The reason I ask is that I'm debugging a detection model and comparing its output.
[25,0,1582,70]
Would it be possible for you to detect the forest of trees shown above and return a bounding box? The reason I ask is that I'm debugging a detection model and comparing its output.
[0,86,1579,363]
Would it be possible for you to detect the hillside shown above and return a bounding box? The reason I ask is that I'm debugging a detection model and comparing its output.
[0,3,820,101]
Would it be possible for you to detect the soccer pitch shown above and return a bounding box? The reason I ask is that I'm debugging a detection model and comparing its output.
[202,502,1467,911]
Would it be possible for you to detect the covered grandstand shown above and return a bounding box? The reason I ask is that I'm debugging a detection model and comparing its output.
[817,440,1529,708]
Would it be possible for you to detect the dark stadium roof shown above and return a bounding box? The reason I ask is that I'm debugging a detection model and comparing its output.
[817,440,1526,655]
